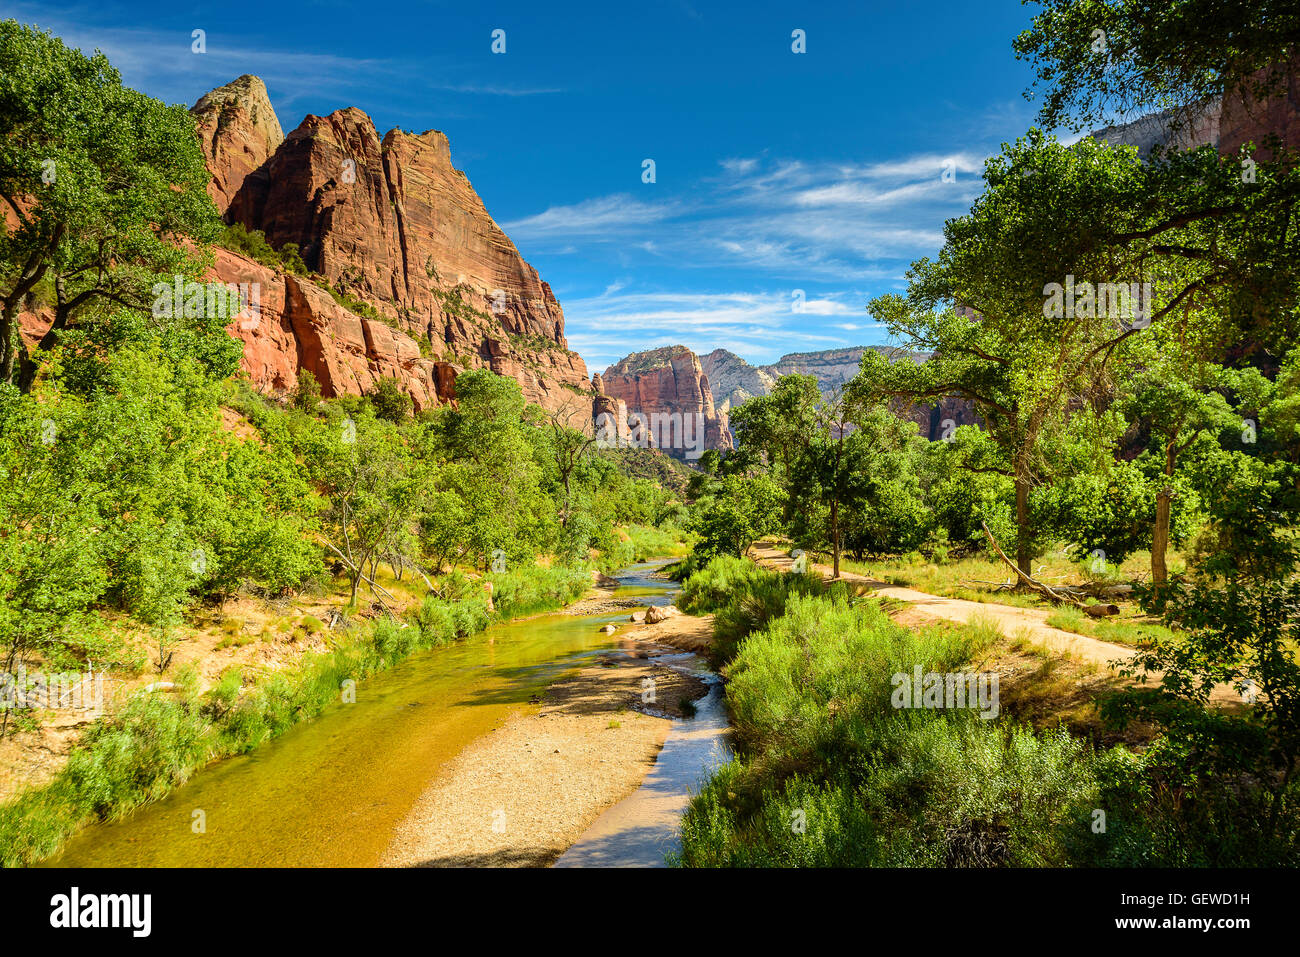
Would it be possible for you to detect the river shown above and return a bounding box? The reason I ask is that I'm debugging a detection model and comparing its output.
[47,561,728,868]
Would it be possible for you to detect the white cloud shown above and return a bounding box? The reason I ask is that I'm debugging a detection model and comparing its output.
[504,195,677,235]
[510,148,989,281]
[719,157,760,175]
[562,288,878,368]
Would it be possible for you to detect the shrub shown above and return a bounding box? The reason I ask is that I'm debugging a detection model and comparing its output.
[291,370,322,412]
[675,591,1099,867]
[366,376,412,423]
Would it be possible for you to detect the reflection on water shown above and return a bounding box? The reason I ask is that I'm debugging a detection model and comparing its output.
[49,563,677,867]
[552,652,730,868]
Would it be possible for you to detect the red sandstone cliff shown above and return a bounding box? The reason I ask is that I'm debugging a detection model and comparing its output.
[193,76,590,422]
[192,76,284,215]
[600,346,732,458]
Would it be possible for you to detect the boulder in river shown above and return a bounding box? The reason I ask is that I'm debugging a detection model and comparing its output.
[599,623,618,634]
[629,609,647,623]
[645,604,679,624]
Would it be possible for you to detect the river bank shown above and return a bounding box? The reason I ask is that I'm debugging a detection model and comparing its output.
[21,560,716,868]
[384,569,723,867]
[383,641,706,867]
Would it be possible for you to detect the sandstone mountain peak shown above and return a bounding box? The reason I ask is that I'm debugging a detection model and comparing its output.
[600,344,732,457]
[191,76,284,211]
[604,344,695,376]
[696,345,971,441]
[191,76,591,424]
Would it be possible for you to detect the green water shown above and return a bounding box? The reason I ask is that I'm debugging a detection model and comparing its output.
[48,563,675,867]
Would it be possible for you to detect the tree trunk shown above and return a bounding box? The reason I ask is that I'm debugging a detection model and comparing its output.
[1152,493,1171,584]
[1152,441,1177,585]
[0,302,16,384]
[1014,472,1031,577]
[831,498,841,579]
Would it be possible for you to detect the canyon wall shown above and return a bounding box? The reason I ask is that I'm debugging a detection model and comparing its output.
[192,75,284,214]
[196,75,590,422]
[599,346,732,459]
[1092,56,1300,162]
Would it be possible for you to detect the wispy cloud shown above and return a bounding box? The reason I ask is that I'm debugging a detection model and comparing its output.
[509,149,988,282]
[504,195,678,235]
[6,2,564,114]
[563,288,875,369]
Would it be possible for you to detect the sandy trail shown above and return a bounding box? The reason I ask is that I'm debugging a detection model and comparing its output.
[749,544,1241,707]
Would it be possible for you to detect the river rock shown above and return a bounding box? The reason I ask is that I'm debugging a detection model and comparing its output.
[599,624,617,634]
[629,609,647,623]
[644,604,679,624]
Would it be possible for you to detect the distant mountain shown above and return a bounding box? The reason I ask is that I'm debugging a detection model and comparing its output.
[596,345,732,458]
[700,346,927,412]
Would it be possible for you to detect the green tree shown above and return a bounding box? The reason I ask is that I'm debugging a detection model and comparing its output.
[415,370,553,570]
[366,375,412,423]
[1015,0,1300,135]
[691,473,783,562]
[860,131,1266,574]
[0,21,225,390]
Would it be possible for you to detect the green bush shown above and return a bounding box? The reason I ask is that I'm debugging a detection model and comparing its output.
[677,555,830,663]
[675,591,1100,867]
[217,223,307,274]
[489,564,590,619]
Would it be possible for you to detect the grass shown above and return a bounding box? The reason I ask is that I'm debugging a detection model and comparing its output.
[596,524,692,574]
[1044,606,1175,648]
[828,544,1178,613]
[672,589,1100,867]
[671,552,1300,868]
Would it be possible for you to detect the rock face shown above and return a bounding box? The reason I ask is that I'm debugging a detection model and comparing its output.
[702,346,929,412]
[600,346,732,459]
[1091,102,1222,160]
[192,76,284,214]
[1092,56,1300,163]
[699,346,977,442]
[192,77,590,421]
[1220,55,1300,161]
[210,247,454,411]
[700,349,778,413]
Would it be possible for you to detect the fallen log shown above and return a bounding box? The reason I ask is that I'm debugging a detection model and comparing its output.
[980,522,1089,609]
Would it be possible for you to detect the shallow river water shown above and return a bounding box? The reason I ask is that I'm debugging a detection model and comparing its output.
[48,561,727,868]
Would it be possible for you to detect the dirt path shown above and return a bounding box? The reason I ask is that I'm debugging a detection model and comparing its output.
[749,544,1241,707]
[382,631,709,868]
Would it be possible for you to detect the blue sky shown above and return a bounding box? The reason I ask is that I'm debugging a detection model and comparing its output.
[9,0,1053,370]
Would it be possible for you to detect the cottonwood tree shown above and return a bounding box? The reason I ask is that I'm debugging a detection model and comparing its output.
[415,370,553,570]
[310,411,422,605]
[0,20,224,390]
[541,405,598,529]
[859,131,1270,575]
[1015,0,1300,136]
